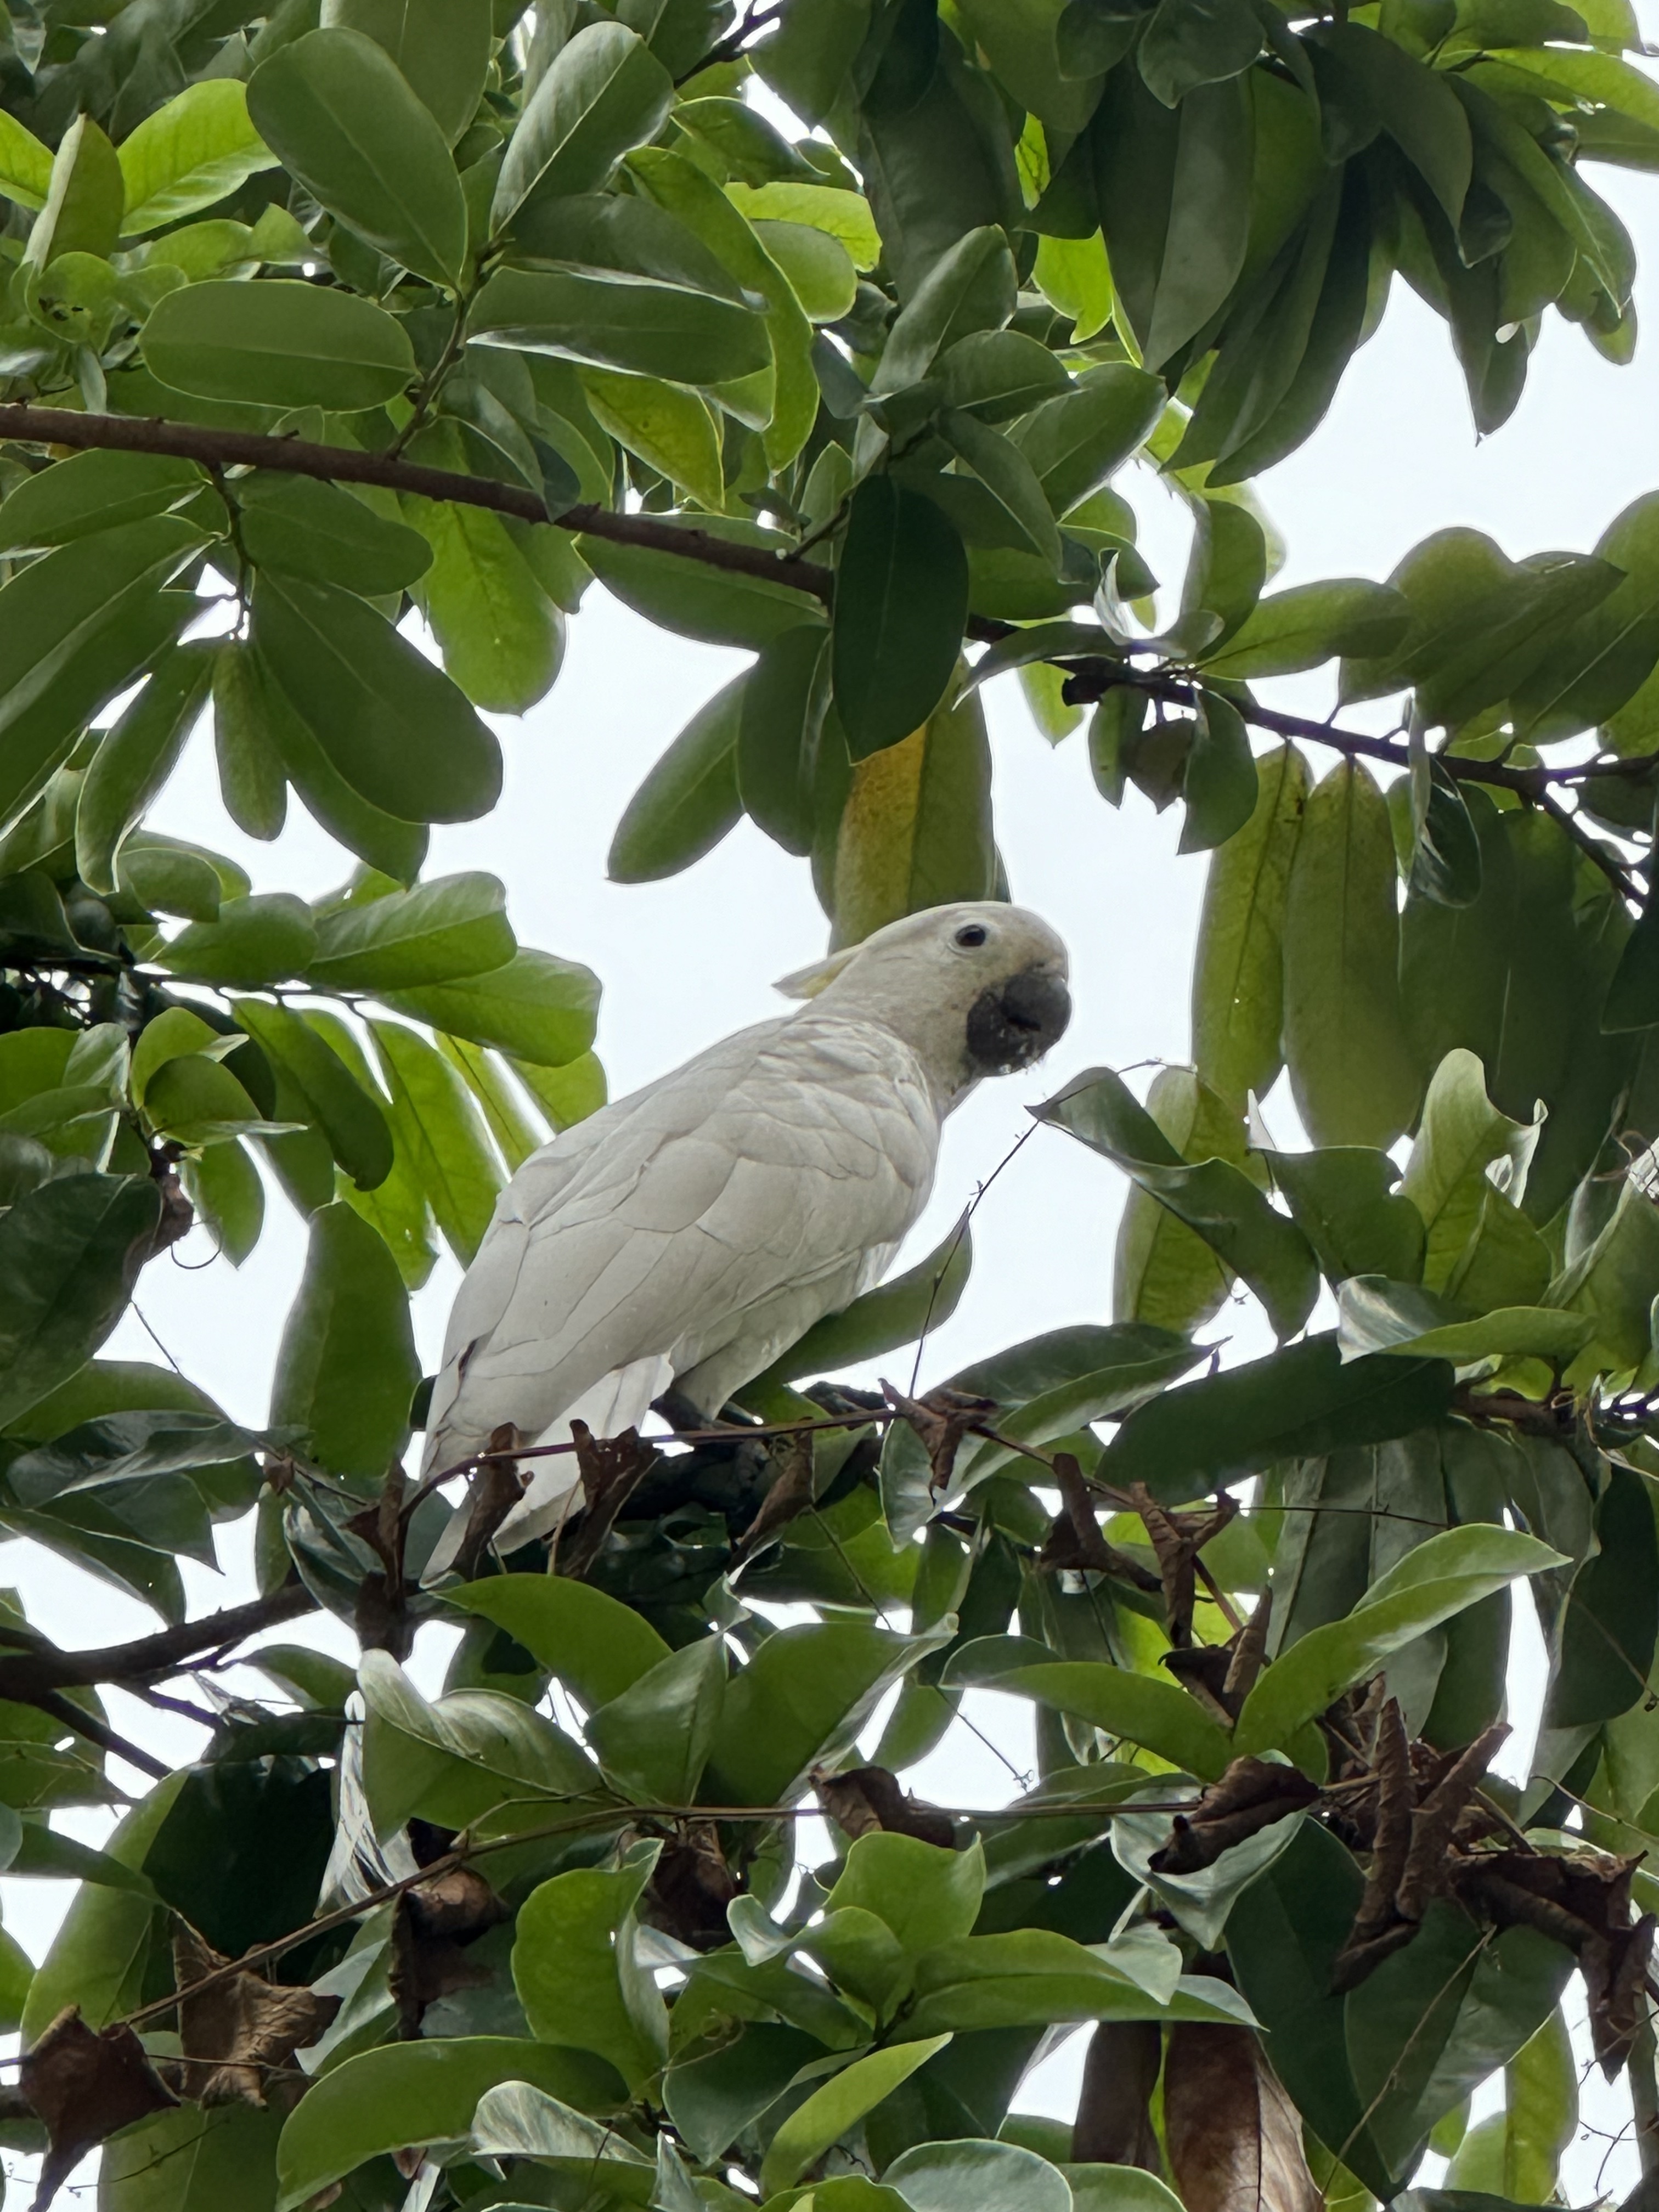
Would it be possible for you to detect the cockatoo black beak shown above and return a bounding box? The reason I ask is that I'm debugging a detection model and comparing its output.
[966,967,1071,1074]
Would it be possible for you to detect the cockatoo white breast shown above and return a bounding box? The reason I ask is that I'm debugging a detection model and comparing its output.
[420,901,1070,1563]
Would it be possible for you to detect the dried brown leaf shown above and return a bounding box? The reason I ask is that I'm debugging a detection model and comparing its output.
[21,2006,178,2209]
[1165,2024,1321,2212]
[812,1763,955,1849]
[879,1380,998,1495]
[170,1925,340,2107]
[643,1823,741,1951]
[1073,2019,1161,2169]
[1149,1757,1319,1877]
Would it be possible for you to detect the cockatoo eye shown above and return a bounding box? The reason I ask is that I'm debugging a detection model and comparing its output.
[955,923,988,948]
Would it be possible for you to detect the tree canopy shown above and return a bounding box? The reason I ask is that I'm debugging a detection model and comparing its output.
[0,0,1655,2208]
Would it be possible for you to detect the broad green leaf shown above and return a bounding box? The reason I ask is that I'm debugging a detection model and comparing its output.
[1235,1524,1562,1755]
[760,2039,953,2194]
[831,687,996,945]
[726,180,881,267]
[20,1770,187,2041]
[754,216,857,320]
[236,473,433,596]
[1142,78,1254,369]
[0,450,204,552]
[404,496,564,713]
[493,20,674,226]
[947,1322,1205,1491]
[610,672,743,882]
[75,642,213,894]
[1265,1147,1426,1284]
[0,1174,160,1431]
[1309,21,1472,228]
[1402,1047,1539,1288]
[938,410,1062,569]
[232,996,392,1190]
[579,527,824,648]
[131,1009,238,1104]
[142,279,416,412]
[826,1833,985,1960]
[833,478,969,761]
[250,29,468,289]
[1013,365,1165,518]
[118,81,278,235]
[512,1848,668,2090]
[445,1574,672,1708]
[143,1055,279,1148]
[1191,743,1308,1111]
[0,517,202,833]
[320,0,492,145]
[583,368,725,508]
[437,1035,544,1168]
[748,1215,971,1388]
[737,622,832,858]
[1200,582,1412,679]
[274,2039,617,2212]
[270,1203,417,1479]
[1041,1065,1318,1339]
[251,570,501,823]
[300,1008,437,1291]
[0,111,52,212]
[1283,760,1420,1148]
[872,226,1016,396]
[966,1658,1233,1778]
[211,641,288,843]
[1605,888,1659,1031]
[472,266,771,386]
[1111,1068,1242,1334]
[1099,1333,1455,1503]
[309,872,512,991]
[181,1139,265,1269]
[902,1930,1255,2039]
[467,2080,653,2192]
[506,186,749,301]
[1498,2008,1577,2202]
[1336,1277,1592,1368]
[358,1649,600,1831]
[368,1017,501,1265]
[381,948,600,1066]
[586,1634,726,1803]
[159,893,317,988]
[708,1621,948,1804]
[1555,1178,1659,1378]
[101,2100,281,2212]
[1139,0,1263,106]
[25,115,123,269]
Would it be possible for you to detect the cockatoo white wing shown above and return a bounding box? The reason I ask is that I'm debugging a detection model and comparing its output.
[420,1013,940,1556]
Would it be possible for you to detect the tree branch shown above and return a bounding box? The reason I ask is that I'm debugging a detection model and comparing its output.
[29,1689,170,1781]
[0,1581,316,1702]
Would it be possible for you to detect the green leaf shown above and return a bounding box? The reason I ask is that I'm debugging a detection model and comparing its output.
[0,450,204,552]
[1139,0,1262,106]
[320,0,492,145]
[251,570,501,823]
[966,1658,1233,1778]
[250,29,467,289]
[117,80,278,235]
[831,686,996,945]
[1284,760,1421,1148]
[21,1770,186,2041]
[1309,21,1472,228]
[579,526,825,648]
[1542,1460,1658,1726]
[142,279,416,413]
[493,20,674,225]
[445,1573,672,1708]
[1012,365,1165,518]
[1235,1524,1561,1756]
[0,517,203,833]
[1200,582,1412,679]
[270,1203,417,1479]
[181,1139,266,1269]
[760,2039,953,2194]
[1336,1278,1592,1368]
[0,109,52,213]
[1099,1334,1456,1504]
[1265,1147,1427,1284]
[833,478,969,761]
[512,1848,668,2090]
[609,670,743,883]
[381,947,600,1066]
[586,1634,726,1802]
[437,1035,543,1168]
[1402,1047,1538,1289]
[582,367,725,507]
[467,2080,654,2193]
[872,225,1016,396]
[1040,1065,1319,1340]
[211,641,287,843]
[236,473,433,596]
[749,1215,972,1390]
[232,996,392,1190]
[1178,690,1258,854]
[26,114,123,269]
[159,893,317,988]
[74,641,213,895]
[274,2039,617,2212]
[143,1054,279,1148]
[1109,1071,1240,1335]
[726,180,881,268]
[368,1017,501,1265]
[309,872,512,990]
[827,1831,985,1960]
[403,495,564,713]
[1191,742,1308,1112]
[1604,882,1659,1031]
[902,1929,1254,2038]
[736,622,830,856]
[472,266,771,385]
[938,410,1062,570]
[754,216,858,321]
[708,1621,947,1804]
[0,1174,159,1431]
[359,1649,600,1830]
[132,1009,237,1105]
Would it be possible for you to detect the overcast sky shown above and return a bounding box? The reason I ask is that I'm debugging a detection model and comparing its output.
[4,95,1659,2204]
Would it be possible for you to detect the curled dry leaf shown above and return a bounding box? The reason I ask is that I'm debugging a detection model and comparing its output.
[1073,2018,1162,2169]
[388,1864,510,2038]
[879,1379,998,1494]
[171,1923,341,2106]
[442,1424,530,1578]
[21,2005,178,2209]
[1149,1757,1319,1877]
[813,1762,956,1849]
[1165,2023,1322,2212]
[1041,1454,1162,1591]
[730,1434,815,1563]
[642,1822,741,1950]
[558,1421,660,1576]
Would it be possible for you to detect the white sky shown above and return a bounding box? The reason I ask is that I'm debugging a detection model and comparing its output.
[7,84,1659,2208]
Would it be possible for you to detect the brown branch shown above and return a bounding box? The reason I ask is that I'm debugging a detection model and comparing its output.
[0,1582,315,1703]
[29,1690,169,1782]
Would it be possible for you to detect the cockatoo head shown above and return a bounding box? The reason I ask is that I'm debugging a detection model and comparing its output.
[778,902,1071,1099]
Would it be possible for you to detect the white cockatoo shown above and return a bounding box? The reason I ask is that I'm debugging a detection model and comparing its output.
[420,901,1070,1570]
